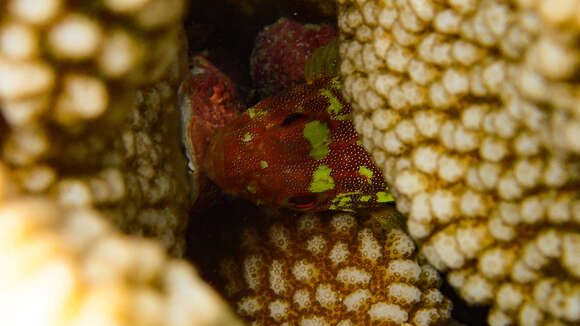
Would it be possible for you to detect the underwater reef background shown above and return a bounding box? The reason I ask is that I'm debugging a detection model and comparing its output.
[0,0,578,325]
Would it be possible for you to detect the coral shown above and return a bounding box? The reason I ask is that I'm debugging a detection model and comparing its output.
[0,0,190,255]
[217,208,452,325]
[0,191,243,325]
[250,17,337,97]
[337,0,580,324]
[0,2,246,324]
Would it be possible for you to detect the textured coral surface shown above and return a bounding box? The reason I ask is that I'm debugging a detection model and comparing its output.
[338,0,580,325]
[216,208,452,325]
[0,0,244,324]
[0,0,191,255]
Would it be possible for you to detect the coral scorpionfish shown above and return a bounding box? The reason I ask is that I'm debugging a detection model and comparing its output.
[180,57,392,212]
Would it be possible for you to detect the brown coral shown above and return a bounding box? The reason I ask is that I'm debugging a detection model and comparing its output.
[217,208,452,325]
[0,0,190,254]
[0,2,243,322]
[337,0,580,325]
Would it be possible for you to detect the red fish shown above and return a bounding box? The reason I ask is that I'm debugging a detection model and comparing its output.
[201,74,393,211]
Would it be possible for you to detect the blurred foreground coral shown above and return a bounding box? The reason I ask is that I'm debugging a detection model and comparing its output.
[0,192,243,326]
[0,0,191,255]
[338,0,580,325]
[0,0,245,325]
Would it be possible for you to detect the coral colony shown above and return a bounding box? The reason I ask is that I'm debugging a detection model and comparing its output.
[0,1,578,326]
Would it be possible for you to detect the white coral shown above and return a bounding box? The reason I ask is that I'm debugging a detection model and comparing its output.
[339,0,580,325]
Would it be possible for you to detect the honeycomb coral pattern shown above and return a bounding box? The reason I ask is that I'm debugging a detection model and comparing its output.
[219,210,452,325]
[0,0,190,254]
[338,0,580,325]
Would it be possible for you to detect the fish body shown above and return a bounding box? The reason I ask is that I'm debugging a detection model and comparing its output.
[202,75,392,211]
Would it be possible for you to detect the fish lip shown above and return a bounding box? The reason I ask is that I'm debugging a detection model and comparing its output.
[177,58,211,174]
[177,88,201,203]
[178,84,195,167]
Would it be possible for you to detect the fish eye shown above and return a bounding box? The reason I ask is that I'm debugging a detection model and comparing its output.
[281,113,306,127]
[288,194,317,209]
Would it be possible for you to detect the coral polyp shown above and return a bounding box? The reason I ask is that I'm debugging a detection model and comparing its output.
[217,209,452,325]
[337,0,580,324]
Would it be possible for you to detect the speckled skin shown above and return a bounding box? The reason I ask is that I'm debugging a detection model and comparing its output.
[203,76,392,211]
